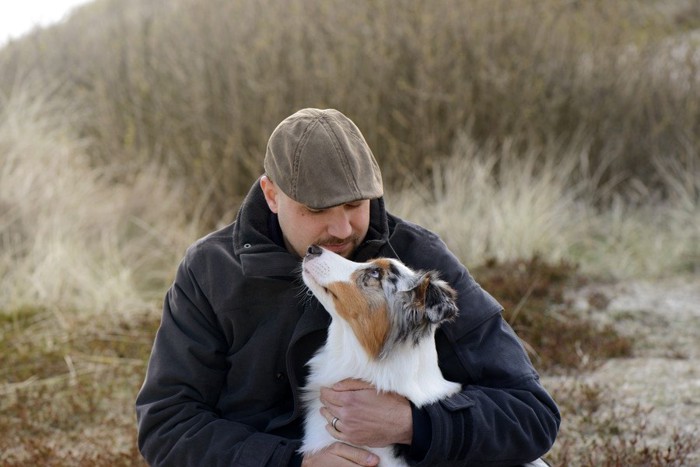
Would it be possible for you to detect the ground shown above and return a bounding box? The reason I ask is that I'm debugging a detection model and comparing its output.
[544,275,700,464]
[1,275,698,465]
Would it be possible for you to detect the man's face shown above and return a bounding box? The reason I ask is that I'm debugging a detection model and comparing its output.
[260,176,371,258]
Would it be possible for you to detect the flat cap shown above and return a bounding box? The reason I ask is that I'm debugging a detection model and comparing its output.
[264,108,383,209]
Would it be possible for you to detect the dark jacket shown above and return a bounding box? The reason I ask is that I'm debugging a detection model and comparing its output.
[135,181,560,466]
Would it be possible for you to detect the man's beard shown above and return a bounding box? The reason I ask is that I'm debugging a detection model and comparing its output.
[316,234,362,257]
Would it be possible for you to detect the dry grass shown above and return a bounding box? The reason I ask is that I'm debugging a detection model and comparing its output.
[387,137,700,279]
[0,78,199,315]
[1,0,698,224]
[0,80,177,465]
[0,306,153,466]
[474,261,700,465]
[4,257,697,465]
[472,257,632,374]
[1,0,699,464]
[547,379,699,466]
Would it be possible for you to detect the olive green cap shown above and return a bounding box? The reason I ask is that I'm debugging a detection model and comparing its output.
[264,108,383,209]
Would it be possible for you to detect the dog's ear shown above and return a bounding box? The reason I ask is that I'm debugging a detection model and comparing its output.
[412,271,459,324]
[380,270,459,359]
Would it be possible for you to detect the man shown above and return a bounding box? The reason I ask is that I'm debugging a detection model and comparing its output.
[136,108,560,466]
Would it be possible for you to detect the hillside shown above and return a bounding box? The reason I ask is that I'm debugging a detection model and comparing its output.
[1,0,699,224]
[1,0,699,464]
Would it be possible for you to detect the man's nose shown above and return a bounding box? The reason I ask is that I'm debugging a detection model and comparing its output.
[326,208,352,238]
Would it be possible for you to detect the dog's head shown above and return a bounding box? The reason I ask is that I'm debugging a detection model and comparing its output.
[302,245,458,360]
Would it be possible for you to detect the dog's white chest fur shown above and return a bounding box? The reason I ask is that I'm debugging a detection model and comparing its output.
[299,245,461,465]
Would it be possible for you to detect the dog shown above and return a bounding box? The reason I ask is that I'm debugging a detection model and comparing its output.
[299,244,461,466]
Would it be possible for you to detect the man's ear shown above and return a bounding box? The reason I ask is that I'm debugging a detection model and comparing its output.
[260,176,279,213]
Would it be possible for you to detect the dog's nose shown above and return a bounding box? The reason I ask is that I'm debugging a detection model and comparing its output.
[306,245,323,258]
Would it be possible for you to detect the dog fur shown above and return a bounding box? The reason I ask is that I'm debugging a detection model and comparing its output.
[299,245,461,466]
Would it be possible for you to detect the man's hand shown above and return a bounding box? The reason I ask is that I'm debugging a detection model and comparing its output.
[302,442,379,466]
[319,379,413,447]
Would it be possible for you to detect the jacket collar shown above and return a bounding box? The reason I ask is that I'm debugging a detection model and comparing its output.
[233,179,392,277]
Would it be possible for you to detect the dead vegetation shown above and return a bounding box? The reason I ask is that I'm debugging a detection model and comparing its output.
[2,262,698,465]
[1,0,699,464]
[474,258,633,374]
[0,307,154,466]
[473,260,699,465]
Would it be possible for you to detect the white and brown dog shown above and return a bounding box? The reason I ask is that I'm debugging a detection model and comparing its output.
[299,244,461,466]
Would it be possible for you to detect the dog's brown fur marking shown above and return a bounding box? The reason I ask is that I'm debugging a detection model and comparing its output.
[327,280,390,359]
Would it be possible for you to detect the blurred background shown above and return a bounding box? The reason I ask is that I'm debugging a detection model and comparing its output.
[1,0,698,464]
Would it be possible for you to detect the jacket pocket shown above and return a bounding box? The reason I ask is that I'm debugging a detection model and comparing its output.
[438,391,475,411]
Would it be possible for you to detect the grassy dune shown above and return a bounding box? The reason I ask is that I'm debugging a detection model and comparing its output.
[388,133,700,278]
[0,81,198,316]
[1,0,699,464]
[2,0,699,223]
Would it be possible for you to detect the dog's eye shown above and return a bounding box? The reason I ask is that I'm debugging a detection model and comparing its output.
[366,268,382,280]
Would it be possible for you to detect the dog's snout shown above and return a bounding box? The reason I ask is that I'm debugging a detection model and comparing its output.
[306,244,323,258]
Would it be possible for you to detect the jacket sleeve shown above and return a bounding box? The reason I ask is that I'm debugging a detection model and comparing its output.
[392,223,560,466]
[135,251,299,466]
[416,310,561,466]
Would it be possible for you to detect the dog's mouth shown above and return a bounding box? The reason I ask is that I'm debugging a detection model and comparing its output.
[302,267,336,300]
[321,285,337,299]
[312,281,337,300]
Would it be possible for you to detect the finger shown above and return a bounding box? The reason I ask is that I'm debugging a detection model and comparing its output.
[321,410,344,440]
[328,442,379,466]
[320,380,375,408]
[329,417,343,436]
[333,378,374,391]
[305,443,379,467]
[319,406,337,427]
[320,388,357,417]
[319,386,345,409]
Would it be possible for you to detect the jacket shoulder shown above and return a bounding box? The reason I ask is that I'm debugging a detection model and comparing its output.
[387,213,503,334]
[387,214,463,276]
[175,222,241,300]
[182,222,236,264]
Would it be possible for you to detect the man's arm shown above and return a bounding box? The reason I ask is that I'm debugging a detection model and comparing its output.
[415,312,561,465]
[410,268,560,465]
[388,220,560,464]
[135,255,299,466]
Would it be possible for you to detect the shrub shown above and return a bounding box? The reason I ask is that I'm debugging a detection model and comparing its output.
[1,0,698,225]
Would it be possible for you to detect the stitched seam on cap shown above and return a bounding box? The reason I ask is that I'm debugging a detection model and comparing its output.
[291,118,319,200]
[319,114,361,199]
